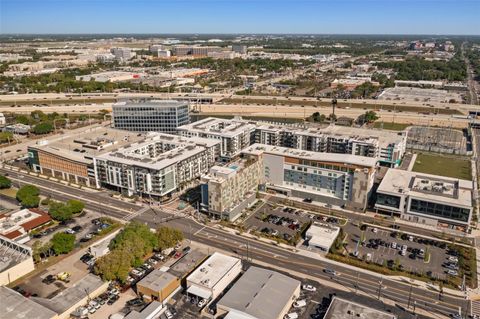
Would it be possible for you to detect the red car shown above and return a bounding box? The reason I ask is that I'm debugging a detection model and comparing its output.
[174,251,183,259]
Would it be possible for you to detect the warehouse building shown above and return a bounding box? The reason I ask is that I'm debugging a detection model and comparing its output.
[112,100,190,133]
[305,222,341,252]
[375,169,473,232]
[200,156,264,221]
[324,296,397,319]
[136,268,180,303]
[75,71,144,82]
[217,266,300,319]
[242,144,377,212]
[186,252,242,302]
[28,126,145,187]
[0,286,58,319]
[177,117,256,159]
[94,133,220,199]
[0,235,35,286]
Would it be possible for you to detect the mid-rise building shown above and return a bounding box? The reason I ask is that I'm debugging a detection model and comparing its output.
[94,133,220,199]
[112,100,190,133]
[111,47,135,61]
[375,169,473,232]
[28,126,146,187]
[242,144,377,212]
[185,252,242,302]
[200,156,264,221]
[232,44,247,54]
[177,117,256,159]
[254,124,406,167]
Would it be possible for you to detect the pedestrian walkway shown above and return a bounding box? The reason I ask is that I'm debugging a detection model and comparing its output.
[123,206,150,221]
[471,300,480,317]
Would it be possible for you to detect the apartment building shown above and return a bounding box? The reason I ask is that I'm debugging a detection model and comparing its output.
[28,126,145,187]
[375,169,473,232]
[254,123,407,167]
[111,47,135,61]
[112,100,190,133]
[94,133,220,199]
[242,144,377,212]
[177,117,256,159]
[200,156,264,221]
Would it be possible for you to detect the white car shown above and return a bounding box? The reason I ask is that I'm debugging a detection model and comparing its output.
[301,284,316,292]
[198,299,208,308]
[391,242,397,249]
[284,313,298,319]
[64,228,75,234]
[293,300,307,308]
[372,228,378,233]
[165,310,173,319]
[448,256,459,263]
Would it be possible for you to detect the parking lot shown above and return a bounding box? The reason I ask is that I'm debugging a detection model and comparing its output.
[244,202,345,245]
[344,224,451,280]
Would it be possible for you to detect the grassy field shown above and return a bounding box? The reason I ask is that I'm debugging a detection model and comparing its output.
[373,122,411,131]
[412,152,472,180]
[0,187,18,198]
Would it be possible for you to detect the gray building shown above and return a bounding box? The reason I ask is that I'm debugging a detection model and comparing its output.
[217,266,300,319]
[0,286,57,319]
[324,296,397,319]
[232,44,247,54]
[112,100,190,133]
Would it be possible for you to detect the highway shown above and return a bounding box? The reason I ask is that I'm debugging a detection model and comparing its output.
[0,167,467,318]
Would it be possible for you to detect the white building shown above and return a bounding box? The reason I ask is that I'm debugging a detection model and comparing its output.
[0,112,5,126]
[177,117,256,159]
[186,252,242,302]
[242,144,377,212]
[375,169,473,232]
[94,133,220,198]
[305,223,340,252]
[111,47,135,61]
[75,71,144,83]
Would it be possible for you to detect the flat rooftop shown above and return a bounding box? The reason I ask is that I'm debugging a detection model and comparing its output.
[378,168,472,207]
[168,249,207,279]
[29,125,146,165]
[32,274,105,314]
[324,296,397,319]
[178,117,256,138]
[95,132,219,170]
[306,223,341,249]
[187,252,240,289]
[242,144,377,168]
[137,268,178,292]
[0,235,32,273]
[218,266,300,319]
[0,286,57,319]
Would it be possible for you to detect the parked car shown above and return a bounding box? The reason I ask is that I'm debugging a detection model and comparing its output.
[165,309,174,319]
[198,299,208,308]
[72,225,83,232]
[284,313,299,319]
[127,298,144,307]
[42,275,56,285]
[301,284,316,292]
[107,295,119,305]
[293,300,307,308]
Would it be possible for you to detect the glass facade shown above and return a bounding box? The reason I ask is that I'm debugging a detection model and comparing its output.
[409,198,470,223]
[376,193,401,209]
[113,102,189,133]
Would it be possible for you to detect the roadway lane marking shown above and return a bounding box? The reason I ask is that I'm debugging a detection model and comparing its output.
[194,226,206,235]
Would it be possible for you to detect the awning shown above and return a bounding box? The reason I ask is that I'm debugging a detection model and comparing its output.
[187,285,212,300]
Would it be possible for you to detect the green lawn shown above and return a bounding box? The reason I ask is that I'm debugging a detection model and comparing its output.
[373,122,411,131]
[412,152,472,180]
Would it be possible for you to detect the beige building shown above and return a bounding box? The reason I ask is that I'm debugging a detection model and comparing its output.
[136,268,180,302]
[0,235,35,286]
[201,156,263,221]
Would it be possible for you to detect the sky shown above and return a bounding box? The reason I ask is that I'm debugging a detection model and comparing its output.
[0,0,479,35]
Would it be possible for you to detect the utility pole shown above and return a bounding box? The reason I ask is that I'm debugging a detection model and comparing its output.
[354,272,360,294]
[331,98,337,123]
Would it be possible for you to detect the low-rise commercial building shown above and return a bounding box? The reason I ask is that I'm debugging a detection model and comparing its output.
[0,208,52,243]
[75,71,144,82]
[112,100,190,133]
[323,296,397,319]
[217,266,300,319]
[305,222,341,252]
[5,123,30,135]
[28,126,145,187]
[136,268,180,302]
[0,286,58,319]
[242,144,377,212]
[0,235,35,286]
[375,169,473,232]
[94,133,220,198]
[124,301,164,319]
[186,252,242,302]
[177,117,256,159]
[200,156,264,221]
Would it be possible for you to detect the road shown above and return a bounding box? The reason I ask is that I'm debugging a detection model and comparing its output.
[0,167,468,318]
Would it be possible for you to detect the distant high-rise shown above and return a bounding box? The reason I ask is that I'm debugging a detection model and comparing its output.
[112,100,190,133]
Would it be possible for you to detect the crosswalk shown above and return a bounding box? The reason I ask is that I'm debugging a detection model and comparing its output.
[471,300,480,317]
[123,206,150,221]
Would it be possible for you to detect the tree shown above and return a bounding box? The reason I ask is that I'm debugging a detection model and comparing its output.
[16,185,40,208]
[33,122,54,135]
[311,112,326,123]
[156,226,184,251]
[51,232,75,255]
[0,132,13,144]
[357,111,379,125]
[0,175,12,189]
[48,201,73,222]
[67,199,85,214]
[328,113,337,122]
